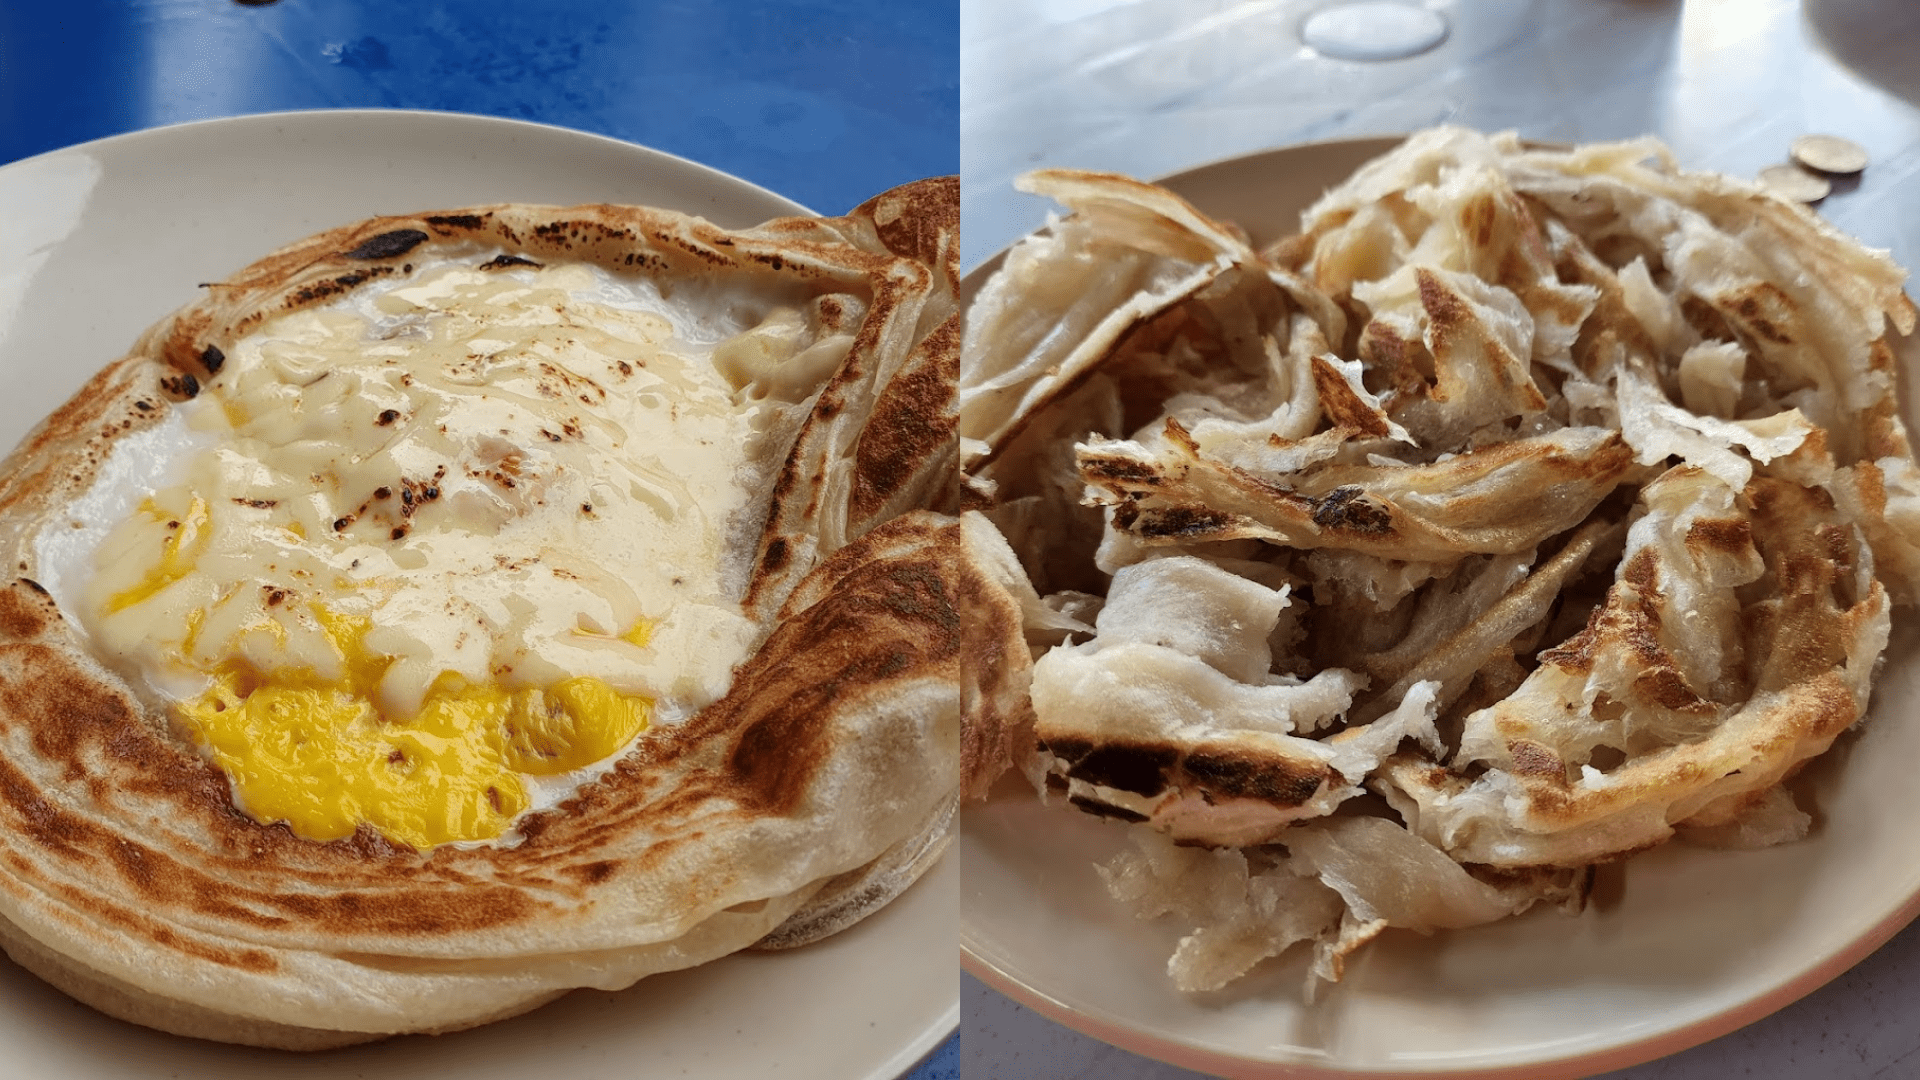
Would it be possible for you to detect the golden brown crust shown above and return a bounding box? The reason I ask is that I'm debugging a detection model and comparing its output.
[745,177,961,613]
[0,907,567,1050]
[957,515,1038,801]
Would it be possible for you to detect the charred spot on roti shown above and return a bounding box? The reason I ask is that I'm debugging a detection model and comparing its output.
[1080,454,1164,487]
[1067,794,1150,823]
[343,229,430,261]
[1054,741,1178,797]
[1131,506,1233,539]
[760,536,791,573]
[1181,751,1328,805]
[422,214,486,232]
[478,254,541,271]
[1310,486,1392,533]
[290,268,393,307]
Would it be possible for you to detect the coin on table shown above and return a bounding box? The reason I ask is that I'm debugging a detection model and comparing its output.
[1791,134,1869,175]
[1758,163,1832,203]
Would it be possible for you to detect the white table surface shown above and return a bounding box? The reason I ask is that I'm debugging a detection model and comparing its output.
[959,0,1920,1075]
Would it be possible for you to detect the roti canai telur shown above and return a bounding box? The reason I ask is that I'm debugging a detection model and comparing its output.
[0,178,963,1047]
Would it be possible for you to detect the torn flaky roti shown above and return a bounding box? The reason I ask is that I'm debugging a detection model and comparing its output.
[960,128,1919,992]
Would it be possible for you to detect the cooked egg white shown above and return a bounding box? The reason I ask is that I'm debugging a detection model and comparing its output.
[43,257,801,849]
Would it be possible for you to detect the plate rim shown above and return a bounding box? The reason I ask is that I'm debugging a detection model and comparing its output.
[0,105,953,1079]
[0,106,817,217]
[957,134,1920,1079]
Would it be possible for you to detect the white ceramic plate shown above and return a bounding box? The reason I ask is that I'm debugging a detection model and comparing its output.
[0,109,954,1080]
[959,138,1920,1079]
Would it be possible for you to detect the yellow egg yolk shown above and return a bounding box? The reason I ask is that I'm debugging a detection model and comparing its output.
[172,606,652,849]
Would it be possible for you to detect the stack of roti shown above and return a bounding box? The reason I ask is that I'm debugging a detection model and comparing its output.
[0,178,962,1046]
[961,128,1918,993]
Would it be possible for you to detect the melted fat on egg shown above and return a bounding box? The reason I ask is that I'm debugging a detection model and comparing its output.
[71,259,796,848]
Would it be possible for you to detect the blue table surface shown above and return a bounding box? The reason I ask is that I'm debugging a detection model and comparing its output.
[0,0,957,216]
[0,2,958,1076]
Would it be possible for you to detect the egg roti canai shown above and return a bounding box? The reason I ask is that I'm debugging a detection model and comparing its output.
[0,177,960,1047]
